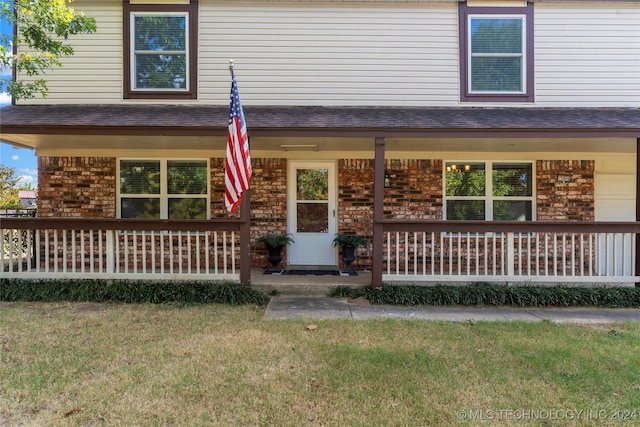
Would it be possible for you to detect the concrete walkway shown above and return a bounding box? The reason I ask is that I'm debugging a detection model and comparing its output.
[265,295,640,322]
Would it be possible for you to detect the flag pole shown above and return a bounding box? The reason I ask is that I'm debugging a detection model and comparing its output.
[225,58,251,285]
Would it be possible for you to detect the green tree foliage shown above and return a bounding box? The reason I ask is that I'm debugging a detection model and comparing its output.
[492,165,531,221]
[119,161,161,195]
[296,169,329,232]
[446,166,486,220]
[119,160,208,219]
[0,0,97,99]
[297,169,328,200]
[169,199,206,220]
[0,163,21,209]
[446,163,531,221]
[167,161,207,195]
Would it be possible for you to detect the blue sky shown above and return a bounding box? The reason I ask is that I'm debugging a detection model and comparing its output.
[1,8,38,188]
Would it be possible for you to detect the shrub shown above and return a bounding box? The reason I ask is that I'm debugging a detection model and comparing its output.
[0,279,269,306]
[330,284,640,308]
[256,233,294,248]
[332,234,366,247]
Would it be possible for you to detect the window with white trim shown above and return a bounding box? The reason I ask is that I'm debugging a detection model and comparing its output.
[445,161,534,221]
[123,0,198,99]
[459,2,534,102]
[118,159,209,219]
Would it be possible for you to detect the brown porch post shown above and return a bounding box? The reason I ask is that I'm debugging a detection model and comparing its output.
[636,138,640,287]
[372,137,386,288]
[240,188,251,286]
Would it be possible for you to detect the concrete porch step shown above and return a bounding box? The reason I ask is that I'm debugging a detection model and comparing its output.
[250,269,370,296]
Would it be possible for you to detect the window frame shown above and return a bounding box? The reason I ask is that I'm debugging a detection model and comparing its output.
[117,158,210,220]
[458,2,534,103]
[123,0,198,100]
[444,161,536,221]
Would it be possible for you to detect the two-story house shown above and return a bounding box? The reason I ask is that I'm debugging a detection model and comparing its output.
[2,0,639,287]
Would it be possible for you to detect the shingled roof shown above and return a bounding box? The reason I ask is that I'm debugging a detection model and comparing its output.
[1,105,639,138]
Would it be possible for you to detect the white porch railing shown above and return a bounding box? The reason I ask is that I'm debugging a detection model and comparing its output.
[380,221,640,284]
[2,218,244,282]
[4,218,640,286]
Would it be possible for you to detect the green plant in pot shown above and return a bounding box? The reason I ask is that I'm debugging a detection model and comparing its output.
[256,233,294,273]
[332,234,366,276]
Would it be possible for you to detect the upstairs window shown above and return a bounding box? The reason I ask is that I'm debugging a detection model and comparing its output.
[123,0,198,99]
[445,161,534,221]
[119,159,209,219]
[459,2,534,102]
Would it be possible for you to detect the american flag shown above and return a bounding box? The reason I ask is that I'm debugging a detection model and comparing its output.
[225,71,252,213]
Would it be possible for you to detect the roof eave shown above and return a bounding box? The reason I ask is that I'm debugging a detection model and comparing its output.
[1,124,639,140]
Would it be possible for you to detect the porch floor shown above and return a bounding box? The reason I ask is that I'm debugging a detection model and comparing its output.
[250,268,371,295]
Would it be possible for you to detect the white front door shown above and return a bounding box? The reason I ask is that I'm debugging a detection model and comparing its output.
[287,161,337,266]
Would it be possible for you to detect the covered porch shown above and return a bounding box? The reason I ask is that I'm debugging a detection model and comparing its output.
[1,105,640,287]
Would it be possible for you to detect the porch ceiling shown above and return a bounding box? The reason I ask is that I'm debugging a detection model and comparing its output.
[2,134,636,157]
[1,105,639,153]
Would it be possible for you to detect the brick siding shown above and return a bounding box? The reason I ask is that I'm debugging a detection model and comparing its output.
[536,160,594,221]
[338,159,443,270]
[36,156,596,270]
[211,158,289,268]
[38,157,116,218]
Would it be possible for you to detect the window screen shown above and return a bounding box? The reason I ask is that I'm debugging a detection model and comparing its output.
[470,17,524,93]
[119,159,208,219]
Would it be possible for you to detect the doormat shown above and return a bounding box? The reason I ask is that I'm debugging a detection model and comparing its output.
[264,270,341,276]
[285,270,341,276]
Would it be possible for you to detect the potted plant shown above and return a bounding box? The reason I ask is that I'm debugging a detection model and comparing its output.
[256,233,295,273]
[332,233,366,276]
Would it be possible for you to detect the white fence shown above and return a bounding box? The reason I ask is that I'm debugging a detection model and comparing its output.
[2,219,243,282]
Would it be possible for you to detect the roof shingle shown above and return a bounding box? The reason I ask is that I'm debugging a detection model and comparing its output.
[1,105,638,137]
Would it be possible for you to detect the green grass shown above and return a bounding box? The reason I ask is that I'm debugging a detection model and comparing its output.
[1,303,639,426]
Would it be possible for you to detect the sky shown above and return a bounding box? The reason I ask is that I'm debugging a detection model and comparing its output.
[1,7,38,189]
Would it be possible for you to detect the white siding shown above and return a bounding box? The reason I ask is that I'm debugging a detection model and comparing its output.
[535,3,640,107]
[17,1,640,107]
[18,1,123,104]
[198,2,460,106]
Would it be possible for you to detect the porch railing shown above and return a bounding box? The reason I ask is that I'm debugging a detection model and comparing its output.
[4,218,640,285]
[1,218,246,282]
[379,221,640,284]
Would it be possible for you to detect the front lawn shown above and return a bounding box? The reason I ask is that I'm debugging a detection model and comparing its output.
[1,303,638,426]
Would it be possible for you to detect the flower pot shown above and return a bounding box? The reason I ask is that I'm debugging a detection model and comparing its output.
[341,244,357,276]
[266,245,283,273]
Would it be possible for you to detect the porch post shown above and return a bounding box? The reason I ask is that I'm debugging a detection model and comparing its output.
[240,189,251,286]
[636,138,640,286]
[373,137,386,288]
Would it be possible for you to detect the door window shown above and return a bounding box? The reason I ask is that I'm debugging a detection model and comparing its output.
[296,169,329,233]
